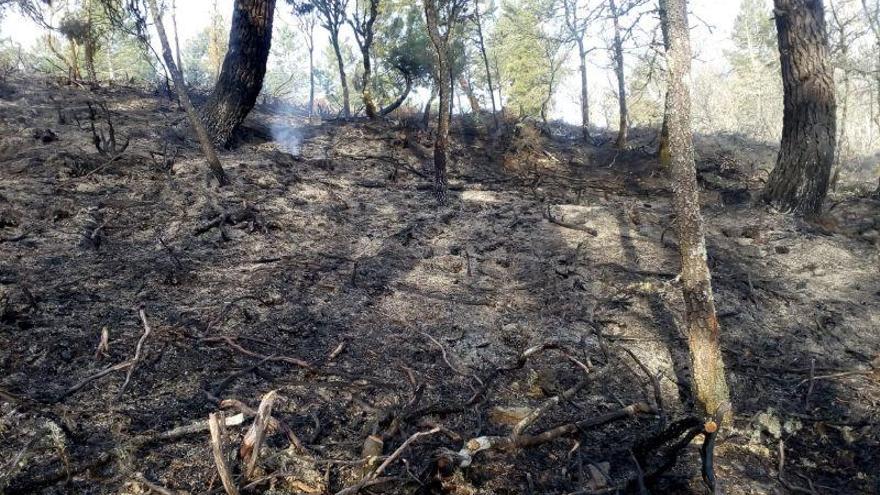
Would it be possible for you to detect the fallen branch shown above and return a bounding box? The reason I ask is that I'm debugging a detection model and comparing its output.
[201,335,312,369]
[544,205,598,236]
[118,307,154,398]
[456,402,653,466]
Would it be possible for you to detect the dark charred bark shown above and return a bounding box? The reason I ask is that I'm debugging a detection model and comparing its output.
[764,0,836,216]
[380,67,412,116]
[201,0,277,148]
[610,0,628,149]
[663,0,731,422]
[146,0,229,186]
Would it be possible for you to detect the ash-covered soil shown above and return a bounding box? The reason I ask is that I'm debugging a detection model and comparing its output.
[1,77,878,494]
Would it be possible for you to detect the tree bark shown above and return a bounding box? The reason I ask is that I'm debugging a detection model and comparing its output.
[609,0,628,149]
[201,0,277,148]
[146,0,229,186]
[764,0,836,216]
[663,0,731,422]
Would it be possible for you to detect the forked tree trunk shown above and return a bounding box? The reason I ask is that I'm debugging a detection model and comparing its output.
[146,0,229,186]
[610,0,628,149]
[201,0,277,147]
[663,0,731,422]
[764,0,836,216]
[351,0,379,118]
[474,0,498,129]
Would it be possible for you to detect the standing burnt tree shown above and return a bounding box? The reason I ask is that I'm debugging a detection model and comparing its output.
[562,0,602,142]
[349,0,380,118]
[146,0,229,186]
[663,0,731,423]
[764,0,836,216]
[424,0,468,205]
[609,0,628,148]
[201,0,277,148]
[313,0,351,118]
[294,3,318,121]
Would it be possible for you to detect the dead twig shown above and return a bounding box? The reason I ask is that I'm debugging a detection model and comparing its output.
[777,439,818,495]
[208,412,240,495]
[134,472,179,495]
[118,307,154,398]
[220,398,308,454]
[242,390,278,479]
[419,331,483,387]
[336,428,442,495]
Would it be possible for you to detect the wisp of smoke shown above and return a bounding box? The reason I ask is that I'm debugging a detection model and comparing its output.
[270,122,301,155]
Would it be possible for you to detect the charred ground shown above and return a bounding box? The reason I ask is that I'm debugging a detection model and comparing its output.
[1,78,878,494]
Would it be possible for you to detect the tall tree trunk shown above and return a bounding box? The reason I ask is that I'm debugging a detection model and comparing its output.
[146,0,229,186]
[663,0,731,426]
[84,0,97,82]
[308,41,315,121]
[425,0,453,205]
[658,0,671,166]
[460,77,481,114]
[610,0,627,149]
[201,0,277,147]
[474,0,498,129]
[764,0,836,216]
[361,57,377,118]
[577,38,590,141]
[84,41,97,82]
[330,31,351,118]
[68,40,82,80]
[172,0,184,74]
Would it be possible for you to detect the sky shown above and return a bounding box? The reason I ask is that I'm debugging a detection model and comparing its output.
[0,0,746,123]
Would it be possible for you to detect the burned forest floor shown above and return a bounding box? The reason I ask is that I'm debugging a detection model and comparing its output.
[1,77,879,495]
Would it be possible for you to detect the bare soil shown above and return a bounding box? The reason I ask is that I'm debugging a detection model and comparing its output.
[1,77,878,494]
